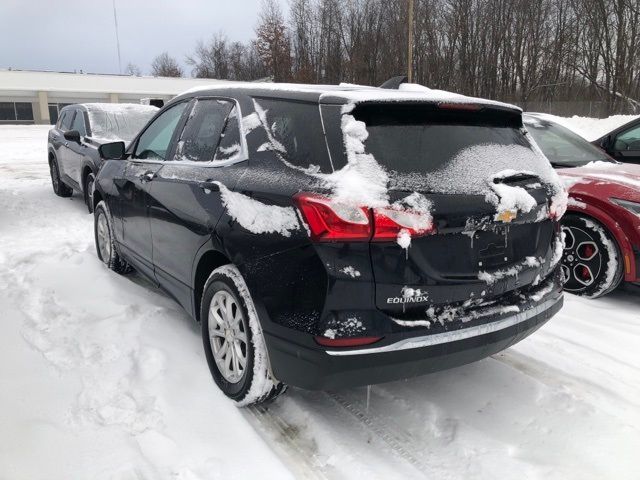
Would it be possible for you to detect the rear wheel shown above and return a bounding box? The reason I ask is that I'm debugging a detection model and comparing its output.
[94,200,132,274]
[201,265,285,406]
[49,156,73,197]
[84,172,96,213]
[561,215,624,298]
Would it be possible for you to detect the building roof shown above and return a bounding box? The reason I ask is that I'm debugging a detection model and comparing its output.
[0,69,229,95]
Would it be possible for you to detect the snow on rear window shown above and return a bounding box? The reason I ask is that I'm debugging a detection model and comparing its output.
[85,103,158,142]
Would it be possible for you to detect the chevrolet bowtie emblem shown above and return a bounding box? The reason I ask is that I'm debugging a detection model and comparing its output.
[496,209,517,223]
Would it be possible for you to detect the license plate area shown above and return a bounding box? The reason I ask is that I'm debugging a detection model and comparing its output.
[474,227,512,269]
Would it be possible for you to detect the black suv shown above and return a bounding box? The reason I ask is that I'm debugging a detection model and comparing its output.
[48,103,158,212]
[92,83,565,406]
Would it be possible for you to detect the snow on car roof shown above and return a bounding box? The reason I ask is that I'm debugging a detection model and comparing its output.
[81,103,159,142]
[81,103,159,115]
[179,82,520,111]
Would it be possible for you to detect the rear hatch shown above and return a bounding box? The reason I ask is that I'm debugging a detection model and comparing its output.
[351,103,560,317]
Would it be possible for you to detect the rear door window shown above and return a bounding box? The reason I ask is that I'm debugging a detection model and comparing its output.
[254,99,332,173]
[214,106,243,162]
[175,99,234,162]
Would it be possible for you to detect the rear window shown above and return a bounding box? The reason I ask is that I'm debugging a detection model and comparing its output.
[254,99,332,173]
[352,104,552,194]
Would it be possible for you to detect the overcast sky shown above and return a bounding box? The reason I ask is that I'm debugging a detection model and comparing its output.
[0,0,287,76]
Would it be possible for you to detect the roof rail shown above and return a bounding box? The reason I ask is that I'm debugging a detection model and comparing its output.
[379,75,408,89]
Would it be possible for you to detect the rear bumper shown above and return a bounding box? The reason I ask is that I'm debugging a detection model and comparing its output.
[263,291,563,390]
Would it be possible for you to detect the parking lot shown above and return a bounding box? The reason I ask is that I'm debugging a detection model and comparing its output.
[1,125,639,479]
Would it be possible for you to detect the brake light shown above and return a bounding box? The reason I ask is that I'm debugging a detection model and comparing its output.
[314,335,383,347]
[438,103,481,111]
[372,207,435,241]
[295,193,436,243]
[294,193,371,242]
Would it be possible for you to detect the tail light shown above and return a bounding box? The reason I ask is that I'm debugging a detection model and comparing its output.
[314,335,383,347]
[294,193,436,242]
[371,207,435,241]
[294,193,371,242]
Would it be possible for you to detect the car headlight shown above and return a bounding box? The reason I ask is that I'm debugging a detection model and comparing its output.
[611,198,640,215]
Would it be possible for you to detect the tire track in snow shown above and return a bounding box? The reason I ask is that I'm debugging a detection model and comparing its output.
[244,404,330,480]
[325,391,431,477]
[245,389,435,479]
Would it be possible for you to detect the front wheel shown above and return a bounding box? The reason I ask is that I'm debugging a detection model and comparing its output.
[561,215,624,298]
[94,201,132,274]
[201,265,285,406]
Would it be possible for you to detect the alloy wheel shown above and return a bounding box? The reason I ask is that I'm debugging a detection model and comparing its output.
[561,225,602,292]
[208,290,248,384]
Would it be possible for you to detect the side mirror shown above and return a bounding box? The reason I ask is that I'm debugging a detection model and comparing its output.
[63,130,81,143]
[98,141,126,160]
[603,135,613,151]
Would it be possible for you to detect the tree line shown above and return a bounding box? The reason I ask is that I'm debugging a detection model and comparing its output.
[140,0,640,115]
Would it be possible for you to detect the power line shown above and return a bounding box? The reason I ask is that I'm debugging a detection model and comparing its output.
[112,0,122,74]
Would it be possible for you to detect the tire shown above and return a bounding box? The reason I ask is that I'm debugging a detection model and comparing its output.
[49,156,73,197]
[201,265,285,406]
[84,172,96,214]
[561,215,624,298]
[94,200,133,274]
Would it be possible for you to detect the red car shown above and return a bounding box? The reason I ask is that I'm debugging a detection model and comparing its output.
[525,113,640,297]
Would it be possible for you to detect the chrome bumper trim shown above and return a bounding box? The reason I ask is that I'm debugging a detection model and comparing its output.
[325,296,560,356]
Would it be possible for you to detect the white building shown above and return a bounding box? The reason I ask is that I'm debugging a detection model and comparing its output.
[0,70,227,125]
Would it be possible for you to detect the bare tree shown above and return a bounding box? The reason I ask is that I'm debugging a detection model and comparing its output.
[181,0,640,115]
[186,33,268,80]
[125,63,141,76]
[150,52,183,77]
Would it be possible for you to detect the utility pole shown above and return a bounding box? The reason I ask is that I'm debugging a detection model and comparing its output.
[112,0,122,74]
[407,0,414,83]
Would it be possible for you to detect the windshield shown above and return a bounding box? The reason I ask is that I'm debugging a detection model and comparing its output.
[354,104,557,194]
[524,116,612,167]
[86,104,158,142]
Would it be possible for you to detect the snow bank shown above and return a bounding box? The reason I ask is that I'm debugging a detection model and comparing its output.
[531,112,639,141]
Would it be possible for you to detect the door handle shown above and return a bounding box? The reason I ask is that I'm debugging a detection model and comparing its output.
[198,181,220,193]
[139,171,156,182]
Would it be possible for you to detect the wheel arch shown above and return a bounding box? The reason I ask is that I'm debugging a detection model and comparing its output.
[565,206,635,281]
[92,188,104,212]
[81,163,95,193]
[192,247,232,322]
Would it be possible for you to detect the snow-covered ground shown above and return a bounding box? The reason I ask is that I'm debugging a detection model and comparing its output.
[1,125,639,480]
